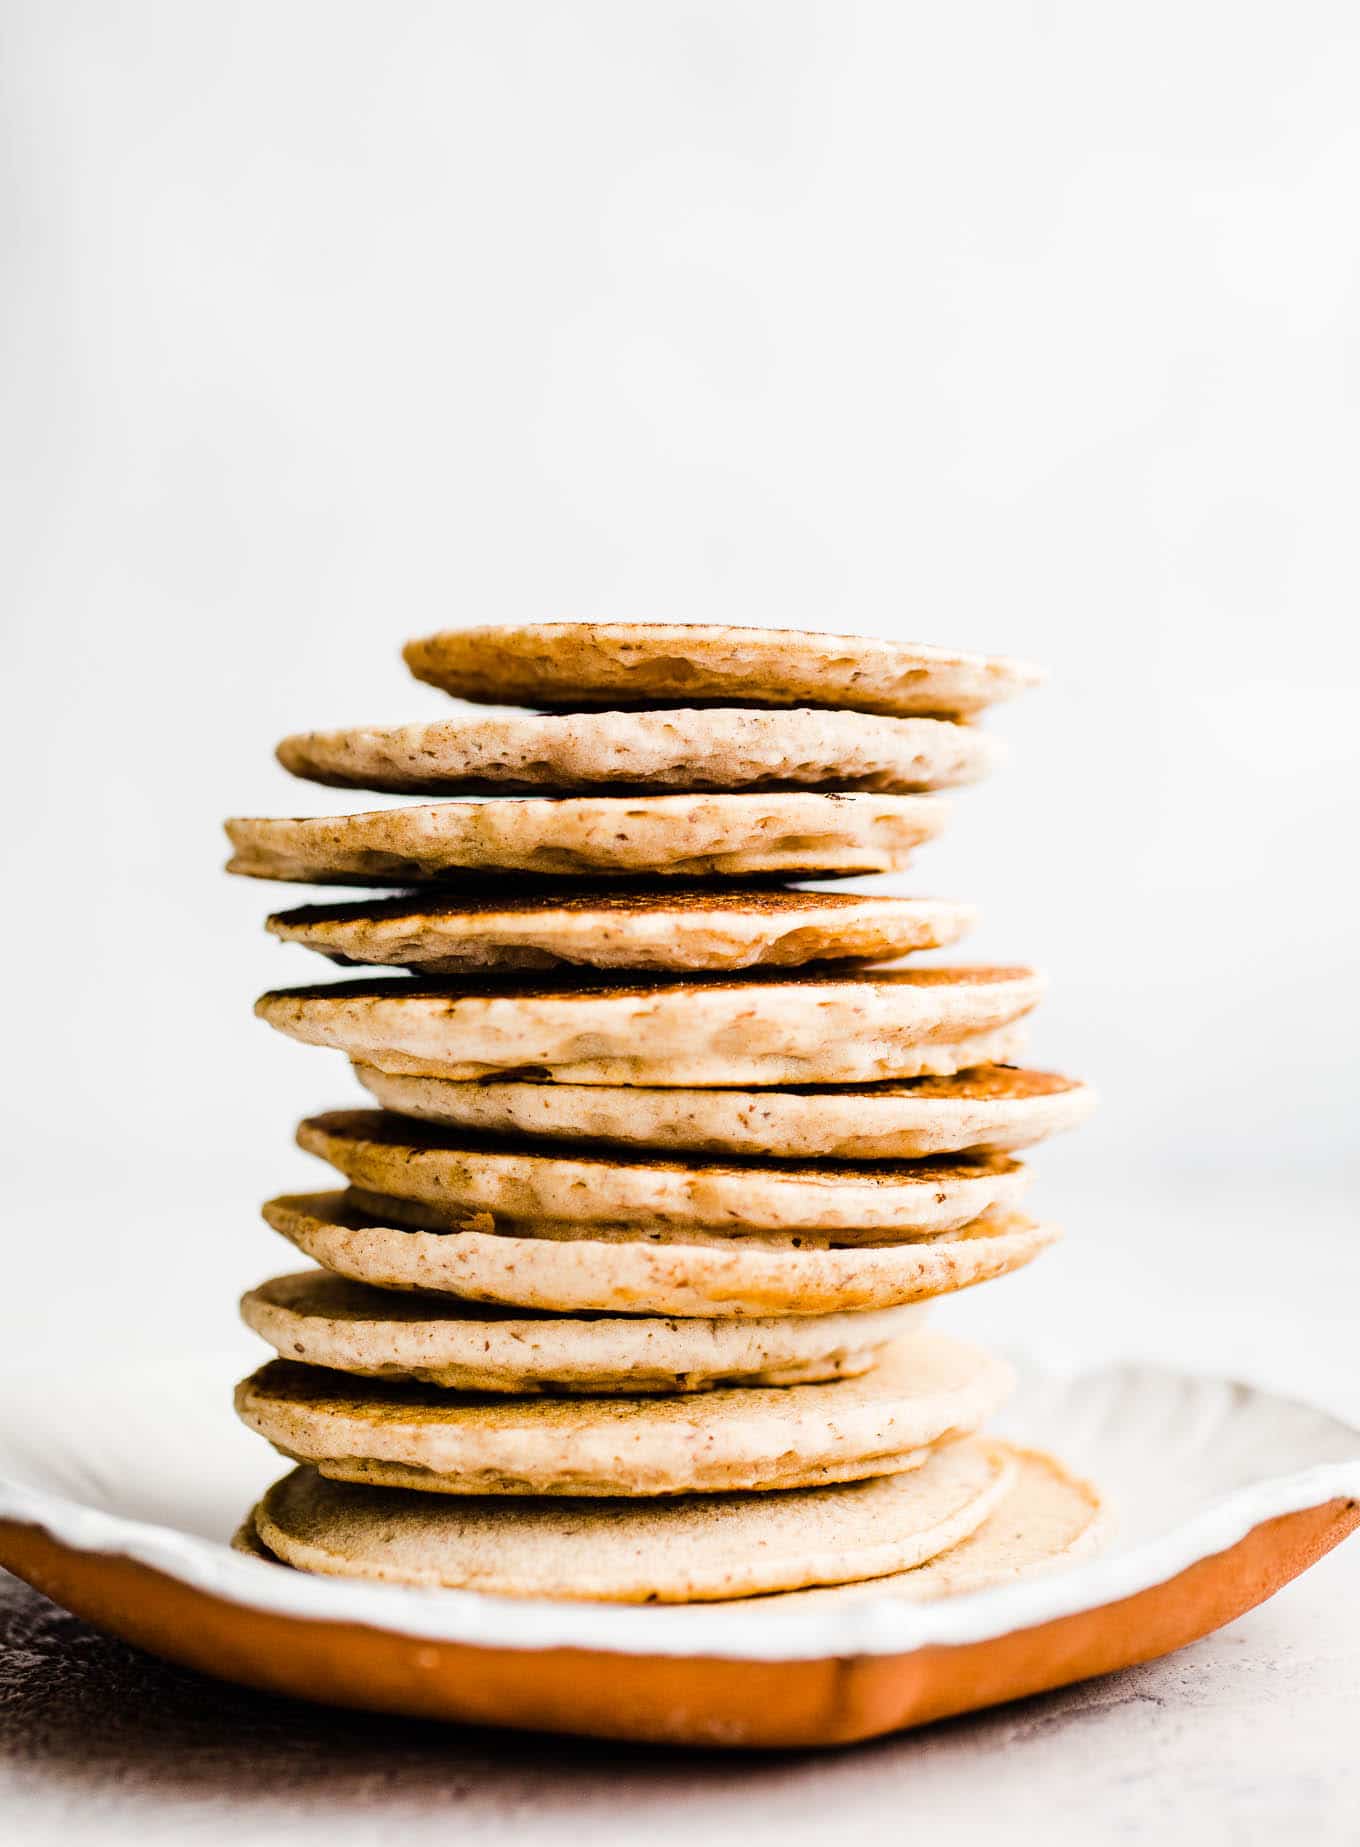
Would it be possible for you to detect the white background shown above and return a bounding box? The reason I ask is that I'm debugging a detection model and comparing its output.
[5,1,1357,1195]
[2,5,1358,1840]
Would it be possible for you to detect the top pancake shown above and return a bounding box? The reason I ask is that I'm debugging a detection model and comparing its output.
[403,624,1043,718]
[275,709,996,796]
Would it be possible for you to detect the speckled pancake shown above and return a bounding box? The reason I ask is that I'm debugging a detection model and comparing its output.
[402,623,1042,719]
[759,1447,1107,1607]
[234,1332,1013,1497]
[266,888,976,974]
[275,709,996,795]
[224,791,946,884]
[263,1191,1060,1317]
[293,1110,1029,1238]
[255,965,1043,1086]
[240,1271,927,1393]
[245,1439,1017,1602]
[230,1513,275,1560]
[357,1061,1091,1159]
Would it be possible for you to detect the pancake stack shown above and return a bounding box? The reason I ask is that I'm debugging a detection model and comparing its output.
[226,624,1103,1605]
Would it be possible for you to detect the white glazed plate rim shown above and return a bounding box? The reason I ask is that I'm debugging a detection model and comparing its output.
[2,1352,1357,1663]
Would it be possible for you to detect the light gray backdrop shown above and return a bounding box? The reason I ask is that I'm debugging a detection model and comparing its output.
[3,2,1356,1323]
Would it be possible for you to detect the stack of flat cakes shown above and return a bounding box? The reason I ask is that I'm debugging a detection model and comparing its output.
[227,624,1104,1606]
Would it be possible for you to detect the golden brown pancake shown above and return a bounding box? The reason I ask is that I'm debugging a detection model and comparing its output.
[402,623,1042,718]
[275,708,995,795]
[255,964,1044,1085]
[263,1189,1060,1317]
[265,887,976,974]
[225,791,947,884]
[234,1332,1013,1496]
[245,1439,1017,1601]
[240,1269,926,1393]
[293,1108,1029,1238]
[356,1061,1091,1158]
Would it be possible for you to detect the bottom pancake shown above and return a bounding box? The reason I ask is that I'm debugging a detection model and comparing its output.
[235,1445,1105,1606]
[244,1438,1015,1602]
[758,1447,1107,1606]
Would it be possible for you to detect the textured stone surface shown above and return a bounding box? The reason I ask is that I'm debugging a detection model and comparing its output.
[2,1549,1357,1844]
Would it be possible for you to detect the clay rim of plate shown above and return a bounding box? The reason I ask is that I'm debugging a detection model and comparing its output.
[3,1358,1355,1659]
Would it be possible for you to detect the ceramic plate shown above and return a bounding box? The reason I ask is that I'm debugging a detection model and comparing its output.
[1,1352,1356,1748]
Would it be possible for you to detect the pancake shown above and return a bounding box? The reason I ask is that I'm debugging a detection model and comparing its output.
[230,1515,275,1560]
[275,709,996,795]
[265,888,977,974]
[224,791,946,885]
[402,624,1043,719]
[246,1439,1017,1601]
[357,1061,1091,1158]
[236,1446,1105,1601]
[294,1110,1029,1238]
[240,1271,926,1393]
[255,965,1043,1086]
[760,1447,1107,1606]
[263,1191,1060,1317]
[233,1331,1013,1496]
